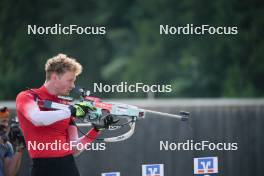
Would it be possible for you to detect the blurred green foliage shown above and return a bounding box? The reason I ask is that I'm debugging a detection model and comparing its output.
[0,0,263,99]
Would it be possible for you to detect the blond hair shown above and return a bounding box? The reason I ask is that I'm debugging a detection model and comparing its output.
[45,53,82,80]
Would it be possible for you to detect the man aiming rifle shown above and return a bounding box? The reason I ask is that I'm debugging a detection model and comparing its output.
[16,53,114,176]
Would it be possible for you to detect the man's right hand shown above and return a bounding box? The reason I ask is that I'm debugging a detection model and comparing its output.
[69,102,96,119]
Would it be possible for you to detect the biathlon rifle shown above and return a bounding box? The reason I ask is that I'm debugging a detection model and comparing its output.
[43,87,190,142]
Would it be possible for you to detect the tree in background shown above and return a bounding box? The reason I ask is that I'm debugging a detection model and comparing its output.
[0,0,263,99]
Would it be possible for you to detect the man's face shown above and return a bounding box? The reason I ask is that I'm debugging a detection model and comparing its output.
[53,71,77,95]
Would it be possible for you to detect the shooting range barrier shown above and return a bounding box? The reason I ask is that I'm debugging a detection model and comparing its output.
[1,99,263,176]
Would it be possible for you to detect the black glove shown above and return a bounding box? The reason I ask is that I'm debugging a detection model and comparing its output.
[92,115,119,131]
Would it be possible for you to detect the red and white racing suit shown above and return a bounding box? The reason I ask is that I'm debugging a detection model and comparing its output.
[16,85,99,158]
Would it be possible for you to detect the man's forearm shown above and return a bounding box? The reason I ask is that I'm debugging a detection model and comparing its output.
[17,93,71,126]
[27,107,71,126]
[67,125,100,156]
